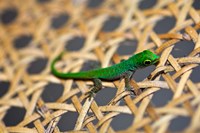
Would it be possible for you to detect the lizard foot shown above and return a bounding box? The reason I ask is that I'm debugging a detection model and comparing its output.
[125,86,137,95]
[84,85,101,100]
[85,90,95,101]
[125,86,133,91]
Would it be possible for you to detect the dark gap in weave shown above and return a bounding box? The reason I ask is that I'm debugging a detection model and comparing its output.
[190,66,200,82]
[0,67,3,72]
[26,121,35,128]
[179,28,186,34]
[138,0,157,10]
[101,16,122,32]
[168,71,181,83]
[111,114,134,131]
[27,58,48,74]
[133,65,155,82]
[95,87,117,106]
[152,89,173,107]
[171,40,194,58]
[168,116,191,132]
[185,14,196,23]
[159,74,166,82]
[196,28,200,34]
[65,36,85,51]
[88,112,98,125]
[0,81,10,97]
[3,107,26,126]
[87,0,104,8]
[37,0,51,4]
[193,0,200,9]
[71,82,78,89]
[80,60,101,71]
[135,100,142,108]
[13,34,33,49]
[153,17,176,34]
[0,8,18,25]
[117,39,137,55]
[41,83,64,102]
[118,100,127,106]
[27,92,34,101]
[51,13,69,29]
[137,127,146,132]
[57,112,78,131]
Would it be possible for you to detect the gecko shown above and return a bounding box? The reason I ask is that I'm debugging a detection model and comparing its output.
[51,50,160,98]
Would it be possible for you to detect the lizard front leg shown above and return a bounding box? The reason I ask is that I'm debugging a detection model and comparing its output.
[124,71,135,91]
[85,78,102,99]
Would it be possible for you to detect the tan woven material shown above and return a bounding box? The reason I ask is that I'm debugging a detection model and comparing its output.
[0,0,200,132]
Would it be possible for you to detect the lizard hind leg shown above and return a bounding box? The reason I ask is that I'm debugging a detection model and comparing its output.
[85,78,102,100]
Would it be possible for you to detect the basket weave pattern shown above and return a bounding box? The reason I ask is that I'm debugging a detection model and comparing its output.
[0,0,200,132]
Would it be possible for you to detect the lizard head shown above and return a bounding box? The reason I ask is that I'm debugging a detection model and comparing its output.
[134,50,160,68]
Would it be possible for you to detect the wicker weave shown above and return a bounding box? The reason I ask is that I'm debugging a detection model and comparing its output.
[0,0,200,132]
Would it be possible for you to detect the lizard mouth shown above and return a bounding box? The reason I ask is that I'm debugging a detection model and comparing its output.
[153,58,160,65]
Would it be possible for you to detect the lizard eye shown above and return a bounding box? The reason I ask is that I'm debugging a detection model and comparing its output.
[144,60,151,65]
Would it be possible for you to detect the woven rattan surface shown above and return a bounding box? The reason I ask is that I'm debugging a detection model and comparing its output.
[1,0,200,132]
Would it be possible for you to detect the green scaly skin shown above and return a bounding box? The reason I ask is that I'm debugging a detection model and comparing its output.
[51,50,160,98]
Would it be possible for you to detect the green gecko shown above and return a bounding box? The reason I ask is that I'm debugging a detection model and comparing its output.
[51,50,160,98]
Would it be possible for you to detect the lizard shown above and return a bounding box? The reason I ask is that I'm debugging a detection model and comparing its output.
[51,50,160,98]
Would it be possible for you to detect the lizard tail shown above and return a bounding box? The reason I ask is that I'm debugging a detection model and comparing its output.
[51,52,93,79]
[51,52,67,78]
